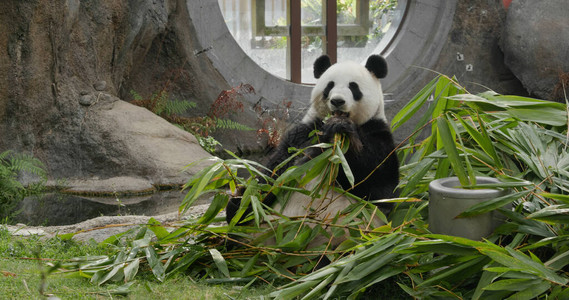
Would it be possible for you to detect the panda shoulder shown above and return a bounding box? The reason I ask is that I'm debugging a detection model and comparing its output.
[281,119,322,147]
[360,117,392,133]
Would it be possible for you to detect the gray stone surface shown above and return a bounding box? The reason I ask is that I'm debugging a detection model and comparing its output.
[78,96,212,186]
[502,0,569,101]
[6,203,215,243]
[0,0,228,189]
[62,176,156,195]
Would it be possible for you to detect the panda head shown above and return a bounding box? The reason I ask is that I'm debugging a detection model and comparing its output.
[303,55,388,125]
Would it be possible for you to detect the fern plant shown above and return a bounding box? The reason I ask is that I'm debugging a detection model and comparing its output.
[0,150,46,222]
[130,84,255,154]
[162,99,196,116]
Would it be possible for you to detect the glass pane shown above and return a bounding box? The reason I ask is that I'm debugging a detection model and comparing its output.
[265,0,287,26]
[218,0,405,84]
[218,0,288,80]
[301,0,323,26]
[301,0,324,83]
[337,0,357,24]
[337,0,402,64]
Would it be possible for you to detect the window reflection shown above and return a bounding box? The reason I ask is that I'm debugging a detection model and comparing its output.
[218,0,403,84]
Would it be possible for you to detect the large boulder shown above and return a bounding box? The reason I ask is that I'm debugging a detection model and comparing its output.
[0,0,232,191]
[501,0,569,101]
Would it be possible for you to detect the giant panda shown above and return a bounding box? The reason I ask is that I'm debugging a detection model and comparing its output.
[226,54,399,246]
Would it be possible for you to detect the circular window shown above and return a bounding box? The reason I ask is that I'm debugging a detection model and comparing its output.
[218,0,406,84]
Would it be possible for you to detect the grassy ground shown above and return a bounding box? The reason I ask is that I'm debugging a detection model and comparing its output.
[0,228,410,299]
[0,228,272,299]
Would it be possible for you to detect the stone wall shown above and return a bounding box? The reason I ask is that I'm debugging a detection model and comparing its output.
[502,0,569,101]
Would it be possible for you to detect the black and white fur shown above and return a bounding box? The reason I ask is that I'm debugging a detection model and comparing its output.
[226,55,399,240]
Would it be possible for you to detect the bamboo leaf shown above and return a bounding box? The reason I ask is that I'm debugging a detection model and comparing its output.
[197,193,228,224]
[277,227,311,250]
[507,107,567,126]
[481,93,566,108]
[270,280,319,299]
[431,75,453,118]
[301,274,336,300]
[240,253,260,277]
[391,76,439,131]
[181,161,225,213]
[526,204,569,224]
[504,281,551,300]
[437,117,470,186]
[456,190,530,218]
[275,148,332,187]
[479,246,569,285]
[228,183,258,227]
[209,249,230,278]
[456,113,503,169]
[123,258,140,282]
[353,265,407,295]
[448,114,476,185]
[336,140,354,187]
[338,253,398,283]
[166,247,204,277]
[546,250,569,271]
[483,278,539,291]
[97,252,127,285]
[324,261,355,299]
[406,240,478,256]
[399,157,436,197]
[419,256,486,287]
[425,234,494,249]
[472,270,499,300]
[540,192,569,204]
[145,247,165,282]
[147,218,169,240]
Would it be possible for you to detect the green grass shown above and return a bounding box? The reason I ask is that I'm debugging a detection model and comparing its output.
[0,228,272,299]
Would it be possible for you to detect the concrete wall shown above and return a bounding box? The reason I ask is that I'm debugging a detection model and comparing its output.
[186,0,526,143]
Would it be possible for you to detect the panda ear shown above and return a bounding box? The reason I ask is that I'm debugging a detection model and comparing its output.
[313,55,332,79]
[365,55,388,79]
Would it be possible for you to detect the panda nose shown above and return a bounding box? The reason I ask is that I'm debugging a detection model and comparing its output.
[330,98,345,108]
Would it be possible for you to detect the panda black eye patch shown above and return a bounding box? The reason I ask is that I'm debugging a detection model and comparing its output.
[349,82,363,101]
[323,81,335,99]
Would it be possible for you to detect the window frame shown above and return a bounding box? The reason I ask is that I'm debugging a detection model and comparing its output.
[252,0,376,83]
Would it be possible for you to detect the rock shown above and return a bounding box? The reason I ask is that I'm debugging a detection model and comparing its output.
[501,0,569,101]
[0,0,230,188]
[61,176,157,195]
[93,80,107,91]
[79,94,95,106]
[77,95,213,186]
[7,225,47,236]
[4,202,215,243]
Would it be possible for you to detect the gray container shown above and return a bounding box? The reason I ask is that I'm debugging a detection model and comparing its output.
[428,177,509,240]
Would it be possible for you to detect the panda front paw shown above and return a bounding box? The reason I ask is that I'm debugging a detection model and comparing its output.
[322,116,362,151]
[322,116,356,138]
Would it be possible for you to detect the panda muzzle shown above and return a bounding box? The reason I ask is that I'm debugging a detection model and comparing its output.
[333,110,350,118]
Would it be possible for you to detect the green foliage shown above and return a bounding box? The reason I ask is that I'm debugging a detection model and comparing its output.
[0,150,46,222]
[162,99,197,116]
[129,90,196,116]
[0,228,271,299]
[0,227,107,259]
[130,84,255,154]
[195,135,221,154]
[58,76,569,299]
[393,75,569,194]
[215,118,254,132]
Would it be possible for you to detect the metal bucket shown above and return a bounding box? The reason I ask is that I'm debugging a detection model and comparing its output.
[428,177,509,240]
